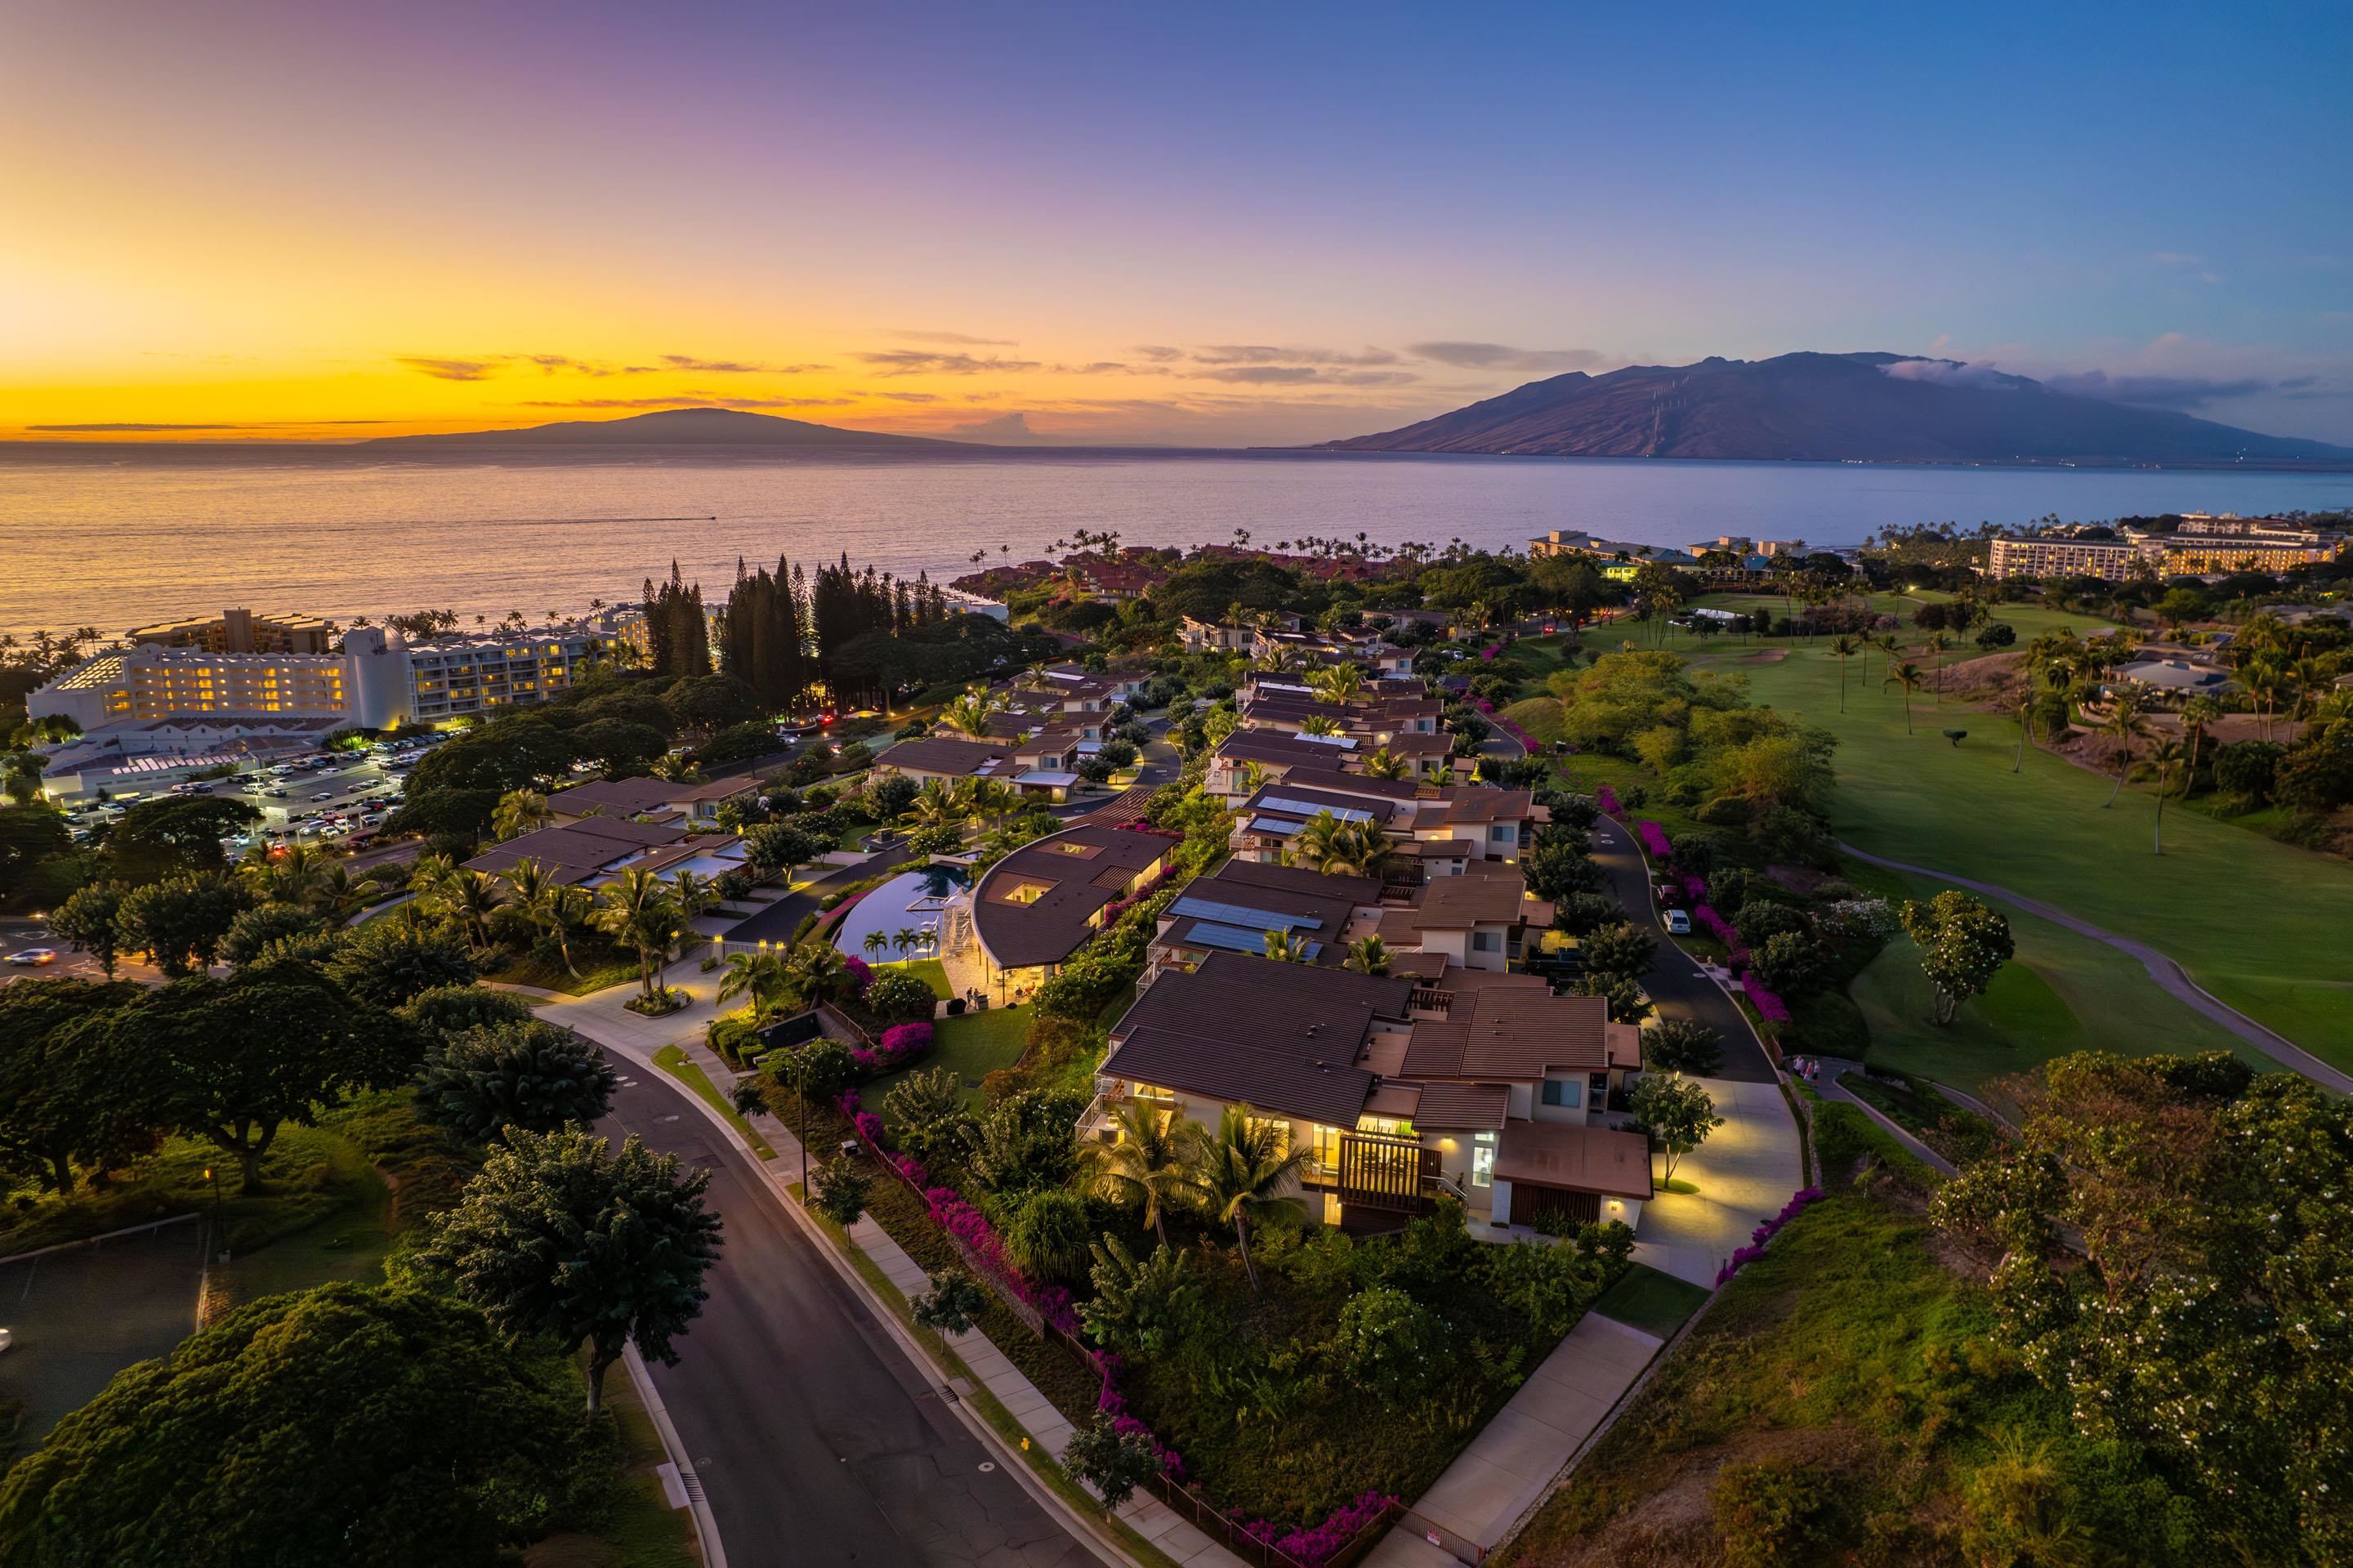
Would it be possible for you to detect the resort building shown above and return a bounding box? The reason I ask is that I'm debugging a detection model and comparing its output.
[1987,517,2344,581]
[950,822,1172,1003]
[463,815,749,891]
[1087,952,1646,1233]
[1985,535,2145,582]
[29,608,647,736]
[873,735,1019,785]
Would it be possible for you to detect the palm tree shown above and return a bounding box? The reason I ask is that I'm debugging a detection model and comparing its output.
[408,851,456,897]
[939,690,999,739]
[1342,935,1391,976]
[1925,632,1951,701]
[1298,714,1344,737]
[1234,761,1270,799]
[1080,1103,1190,1247]
[436,869,509,950]
[594,867,685,999]
[1875,632,1901,681]
[491,788,551,842]
[1288,811,1399,879]
[1306,665,1364,704]
[717,949,791,1016]
[2179,695,2223,795]
[2146,738,2188,855]
[1183,1106,1313,1295]
[1261,930,1311,963]
[2013,695,2035,775]
[894,925,924,958]
[904,780,966,830]
[1883,663,1925,735]
[862,930,889,960]
[2100,692,2150,808]
[671,869,717,922]
[1828,634,1859,713]
[779,940,858,1010]
[1360,748,1409,781]
[542,884,592,979]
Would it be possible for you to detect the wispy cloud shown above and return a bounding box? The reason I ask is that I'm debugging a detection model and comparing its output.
[2043,369,2283,409]
[1131,345,1185,362]
[518,395,855,409]
[660,355,831,374]
[856,351,1043,376]
[26,422,244,431]
[948,411,1043,441]
[398,356,502,381]
[884,329,1018,346]
[1190,364,1418,387]
[1408,342,1606,373]
[877,392,943,403]
[1191,344,1400,367]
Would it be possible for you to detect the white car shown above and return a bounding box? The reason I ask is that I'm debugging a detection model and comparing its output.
[6,949,57,966]
[1664,910,1692,936]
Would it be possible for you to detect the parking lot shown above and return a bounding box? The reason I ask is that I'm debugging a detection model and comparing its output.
[59,737,438,855]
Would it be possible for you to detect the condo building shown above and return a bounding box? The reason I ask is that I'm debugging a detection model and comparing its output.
[29,606,646,735]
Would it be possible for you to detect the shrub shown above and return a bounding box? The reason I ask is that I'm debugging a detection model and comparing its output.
[862,969,937,1025]
[1641,1018,1724,1074]
[1712,1455,1833,1567]
[884,1066,974,1165]
[1002,1189,1092,1283]
[1329,1285,1440,1397]
[1578,922,1657,981]
[1551,891,1624,937]
[1748,930,1824,994]
[2212,739,2284,805]
[1063,1414,1165,1514]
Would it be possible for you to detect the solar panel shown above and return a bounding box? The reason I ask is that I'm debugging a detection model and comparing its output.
[1296,733,1358,748]
[1169,896,1316,931]
[1259,796,1373,823]
[1246,815,1308,835]
[1181,921,1322,959]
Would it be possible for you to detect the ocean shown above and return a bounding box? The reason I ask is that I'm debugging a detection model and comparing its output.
[5,445,2351,638]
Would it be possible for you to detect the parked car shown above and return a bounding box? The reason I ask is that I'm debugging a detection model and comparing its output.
[1664,909,1692,936]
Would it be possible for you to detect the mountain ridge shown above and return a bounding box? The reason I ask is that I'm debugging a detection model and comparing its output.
[363,406,971,449]
[1320,351,2353,465]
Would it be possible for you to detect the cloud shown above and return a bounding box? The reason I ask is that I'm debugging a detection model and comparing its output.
[26,422,243,431]
[518,395,855,409]
[2043,369,2282,409]
[878,392,942,403]
[1879,358,2033,391]
[398,356,502,381]
[660,355,831,374]
[948,412,1044,442]
[1191,344,1400,367]
[1189,364,1419,387]
[884,329,1018,346]
[856,351,1043,376]
[1130,345,1185,362]
[1055,361,1145,375]
[1407,342,1607,373]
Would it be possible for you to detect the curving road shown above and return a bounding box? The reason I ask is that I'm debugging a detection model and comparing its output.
[597,1070,1098,1568]
[1837,842,2352,1097]
[1589,814,1778,1083]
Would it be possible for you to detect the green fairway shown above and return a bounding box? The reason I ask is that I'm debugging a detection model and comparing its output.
[1647,595,2353,1070]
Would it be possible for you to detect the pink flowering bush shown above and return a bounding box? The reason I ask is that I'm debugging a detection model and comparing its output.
[1742,975,1793,1024]
[1595,784,1619,814]
[1715,1187,1824,1286]
[843,954,873,995]
[1636,820,1672,860]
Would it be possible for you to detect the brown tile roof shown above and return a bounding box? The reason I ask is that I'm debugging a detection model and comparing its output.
[1214,731,1361,771]
[550,777,676,816]
[1435,788,1535,824]
[971,823,1169,968]
[879,736,1014,777]
[1076,785,1159,826]
[1398,866,1531,931]
[1409,1082,1511,1130]
[465,817,687,881]
[1494,1120,1652,1200]
[1270,764,1425,802]
[1395,975,1616,1079]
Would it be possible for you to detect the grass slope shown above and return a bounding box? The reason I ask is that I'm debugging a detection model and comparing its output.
[867,1004,1033,1128]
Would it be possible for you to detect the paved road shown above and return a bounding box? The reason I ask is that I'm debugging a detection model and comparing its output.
[1837,842,2352,1096]
[1588,815,1777,1083]
[599,1068,1095,1568]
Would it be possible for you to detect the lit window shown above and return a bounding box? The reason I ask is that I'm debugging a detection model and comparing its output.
[1471,1131,1497,1188]
[1000,881,1053,905]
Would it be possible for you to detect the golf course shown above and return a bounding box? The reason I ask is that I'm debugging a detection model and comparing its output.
[1549,592,2353,1084]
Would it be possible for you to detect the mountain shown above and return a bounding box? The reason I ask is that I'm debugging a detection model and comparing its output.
[365,406,967,449]
[1321,352,2353,465]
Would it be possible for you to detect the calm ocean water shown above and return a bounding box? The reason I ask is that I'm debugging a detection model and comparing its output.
[4,446,2351,638]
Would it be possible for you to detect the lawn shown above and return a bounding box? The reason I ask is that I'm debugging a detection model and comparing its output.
[1837,861,2270,1093]
[1589,1262,1709,1339]
[1636,596,2353,1072]
[480,951,641,996]
[652,1044,776,1159]
[864,1003,1033,1128]
[873,957,952,998]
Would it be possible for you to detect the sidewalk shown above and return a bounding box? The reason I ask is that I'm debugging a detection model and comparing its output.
[537,964,1244,1568]
[1363,1312,1664,1567]
[1812,1061,1959,1177]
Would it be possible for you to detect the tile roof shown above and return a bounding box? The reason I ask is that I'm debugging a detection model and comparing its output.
[1409,1081,1511,1131]
[1494,1120,1653,1200]
[879,736,1016,777]
[971,823,1169,968]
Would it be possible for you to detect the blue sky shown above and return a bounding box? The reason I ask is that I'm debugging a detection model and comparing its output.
[4,0,2348,442]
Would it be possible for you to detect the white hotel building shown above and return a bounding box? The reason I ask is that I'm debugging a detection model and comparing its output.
[30,608,648,738]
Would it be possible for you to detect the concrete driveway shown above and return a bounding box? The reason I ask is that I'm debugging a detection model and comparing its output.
[1628,1076,1806,1288]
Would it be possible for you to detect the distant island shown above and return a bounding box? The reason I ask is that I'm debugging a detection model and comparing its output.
[1320,351,2353,467]
[364,406,969,449]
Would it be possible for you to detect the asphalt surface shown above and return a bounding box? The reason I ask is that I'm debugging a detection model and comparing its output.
[1588,814,1778,1083]
[599,1070,1095,1568]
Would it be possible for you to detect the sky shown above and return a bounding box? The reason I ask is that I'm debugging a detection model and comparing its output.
[2,0,2349,447]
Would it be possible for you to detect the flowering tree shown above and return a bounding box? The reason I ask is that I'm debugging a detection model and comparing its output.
[1898,891,2014,1025]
